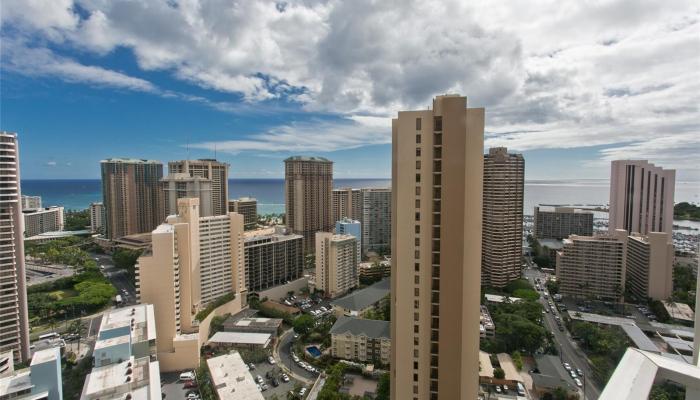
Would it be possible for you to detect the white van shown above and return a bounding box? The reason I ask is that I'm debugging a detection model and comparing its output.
[180,371,195,381]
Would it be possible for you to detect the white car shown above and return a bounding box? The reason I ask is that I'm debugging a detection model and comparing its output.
[179,371,195,381]
[281,374,290,383]
[563,362,571,371]
[574,378,583,387]
[292,355,300,363]
[570,370,577,378]
[299,387,307,396]
[268,356,276,364]
[320,306,328,312]
[256,375,264,384]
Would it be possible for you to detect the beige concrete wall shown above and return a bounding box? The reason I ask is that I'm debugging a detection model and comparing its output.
[647,232,674,300]
[258,277,309,301]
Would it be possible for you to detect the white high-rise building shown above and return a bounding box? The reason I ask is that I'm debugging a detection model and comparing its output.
[89,202,105,233]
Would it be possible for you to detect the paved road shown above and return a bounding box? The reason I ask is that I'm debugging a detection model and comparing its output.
[275,329,316,384]
[524,268,601,400]
[92,253,137,305]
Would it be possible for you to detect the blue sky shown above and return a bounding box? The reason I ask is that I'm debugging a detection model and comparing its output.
[1,0,698,180]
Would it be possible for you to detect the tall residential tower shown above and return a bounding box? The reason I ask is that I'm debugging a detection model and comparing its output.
[284,156,333,253]
[168,159,229,216]
[0,132,30,362]
[482,147,524,288]
[391,95,484,400]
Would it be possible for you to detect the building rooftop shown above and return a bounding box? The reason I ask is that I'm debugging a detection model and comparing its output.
[207,352,265,400]
[225,316,283,329]
[101,158,162,164]
[81,356,161,400]
[536,206,594,214]
[233,197,257,202]
[244,227,302,242]
[538,239,564,250]
[284,156,332,163]
[25,230,91,241]
[0,370,32,397]
[208,332,271,347]
[484,294,523,304]
[662,301,695,322]
[331,279,390,311]
[98,304,157,344]
[329,316,390,340]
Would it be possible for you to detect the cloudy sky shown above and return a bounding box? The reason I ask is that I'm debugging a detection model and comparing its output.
[1,0,699,180]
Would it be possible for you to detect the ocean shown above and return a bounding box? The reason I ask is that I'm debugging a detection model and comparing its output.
[19,178,700,229]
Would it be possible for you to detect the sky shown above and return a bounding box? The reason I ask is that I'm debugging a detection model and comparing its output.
[1,0,698,180]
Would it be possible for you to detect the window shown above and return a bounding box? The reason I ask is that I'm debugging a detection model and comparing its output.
[416,173,421,183]
[415,186,421,195]
[416,148,421,157]
[414,262,420,272]
[416,160,421,169]
[416,118,422,130]
[416,134,421,144]
[415,225,420,234]
[414,373,418,382]
[415,212,420,221]
[434,116,442,131]
[414,337,419,345]
[415,199,420,208]
[415,250,420,259]
[415,275,420,284]
[414,288,419,296]
[414,325,419,333]
[415,238,420,246]
[414,362,419,369]
[414,349,419,357]
[414,312,419,321]
[415,300,419,309]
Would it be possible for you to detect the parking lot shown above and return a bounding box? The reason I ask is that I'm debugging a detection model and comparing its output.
[161,372,200,400]
[250,358,308,399]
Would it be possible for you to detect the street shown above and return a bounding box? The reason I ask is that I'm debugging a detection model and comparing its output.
[92,253,137,305]
[276,329,317,384]
[524,267,601,400]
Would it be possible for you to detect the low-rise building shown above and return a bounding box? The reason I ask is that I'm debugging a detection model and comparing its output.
[23,206,64,237]
[358,261,391,283]
[229,197,257,230]
[0,348,62,400]
[480,305,495,339]
[81,356,161,400]
[207,352,264,400]
[315,232,358,298]
[207,332,271,350]
[330,316,390,365]
[331,279,389,318]
[222,315,283,338]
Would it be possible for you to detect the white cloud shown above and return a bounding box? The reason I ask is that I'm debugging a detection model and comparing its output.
[1,0,698,172]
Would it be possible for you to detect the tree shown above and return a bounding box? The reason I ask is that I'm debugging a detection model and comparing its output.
[293,314,315,335]
[493,368,505,379]
[376,373,390,400]
[553,387,569,400]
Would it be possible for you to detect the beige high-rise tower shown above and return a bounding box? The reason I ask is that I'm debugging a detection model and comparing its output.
[315,232,359,298]
[482,147,524,288]
[0,132,30,362]
[101,158,165,240]
[391,95,484,400]
[609,160,675,239]
[284,156,333,253]
[168,159,230,216]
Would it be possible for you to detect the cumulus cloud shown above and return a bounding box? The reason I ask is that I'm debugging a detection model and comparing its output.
[1,0,699,171]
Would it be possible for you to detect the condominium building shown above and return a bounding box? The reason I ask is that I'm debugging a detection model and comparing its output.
[23,206,64,237]
[136,198,245,371]
[0,132,30,362]
[20,195,41,210]
[358,261,391,282]
[332,188,363,223]
[533,206,594,240]
[330,316,390,365]
[284,156,333,253]
[391,95,484,400]
[626,232,674,301]
[0,348,62,400]
[556,230,628,301]
[101,158,165,240]
[336,218,361,262]
[609,160,675,238]
[316,232,358,298]
[82,305,160,400]
[362,188,392,256]
[162,173,213,217]
[482,147,524,288]
[89,202,105,233]
[229,197,257,230]
[243,226,303,292]
[168,159,229,216]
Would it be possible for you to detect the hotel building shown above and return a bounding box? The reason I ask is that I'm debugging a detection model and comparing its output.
[316,232,359,298]
[168,159,229,216]
[243,226,304,292]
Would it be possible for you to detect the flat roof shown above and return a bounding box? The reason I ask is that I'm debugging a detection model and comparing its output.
[98,304,156,343]
[207,352,265,400]
[478,351,494,378]
[81,356,159,400]
[101,158,161,164]
[484,294,523,303]
[331,278,389,311]
[569,311,659,352]
[209,332,271,347]
[0,370,32,396]
[284,156,332,163]
[662,301,695,322]
[30,347,59,365]
[538,239,565,249]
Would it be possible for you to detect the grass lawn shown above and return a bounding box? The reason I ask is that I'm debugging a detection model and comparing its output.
[49,289,78,300]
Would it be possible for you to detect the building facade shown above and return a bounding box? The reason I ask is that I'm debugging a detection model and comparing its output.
[332,188,363,223]
[533,206,594,240]
[361,188,392,257]
[136,198,245,371]
[556,230,627,301]
[284,156,333,253]
[89,202,105,233]
[23,206,64,237]
[391,95,484,400]
[0,132,30,362]
[482,147,524,288]
[609,160,675,238]
[243,226,304,292]
[0,348,62,400]
[336,218,361,263]
[316,232,358,298]
[229,197,257,230]
[162,173,213,217]
[101,158,165,240]
[20,195,41,211]
[168,159,229,216]
[626,232,674,301]
[330,316,390,365]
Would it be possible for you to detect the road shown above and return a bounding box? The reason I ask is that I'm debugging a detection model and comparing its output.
[275,329,316,384]
[92,253,137,305]
[524,268,601,400]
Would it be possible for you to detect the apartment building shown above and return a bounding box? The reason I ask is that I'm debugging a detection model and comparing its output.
[243,226,304,291]
[20,195,41,210]
[482,147,524,288]
[332,188,363,223]
[626,232,674,301]
[556,230,628,301]
[0,132,30,362]
[609,160,675,238]
[315,232,358,298]
[533,206,594,240]
[358,261,391,282]
[330,316,390,365]
[336,218,361,262]
[168,159,229,216]
[101,158,165,240]
[391,95,484,400]
[136,198,245,371]
[23,206,64,237]
[0,348,62,400]
[284,156,333,253]
[162,173,213,217]
[361,188,392,256]
[229,197,257,230]
[89,202,105,233]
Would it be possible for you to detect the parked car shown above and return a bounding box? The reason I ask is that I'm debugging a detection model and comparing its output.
[281,374,290,383]
[268,356,276,364]
[576,368,584,376]
[249,363,256,370]
[495,385,502,393]
[574,378,583,387]
[271,377,279,387]
[563,362,571,371]
[179,371,195,381]
[183,381,198,389]
[256,375,264,384]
